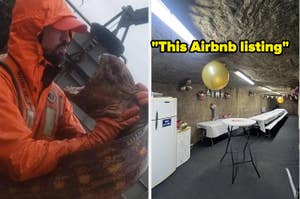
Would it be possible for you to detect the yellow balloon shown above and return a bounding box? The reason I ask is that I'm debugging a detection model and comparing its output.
[202,61,229,90]
[277,96,284,104]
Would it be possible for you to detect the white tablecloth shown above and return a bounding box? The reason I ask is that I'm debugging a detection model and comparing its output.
[250,109,288,132]
[222,118,256,127]
[196,119,238,138]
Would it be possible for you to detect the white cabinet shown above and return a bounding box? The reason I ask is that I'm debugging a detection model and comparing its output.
[176,127,191,167]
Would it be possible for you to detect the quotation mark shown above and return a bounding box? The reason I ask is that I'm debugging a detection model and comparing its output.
[282,41,289,47]
[151,41,160,48]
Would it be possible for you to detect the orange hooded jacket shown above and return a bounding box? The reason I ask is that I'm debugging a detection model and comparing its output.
[0,0,89,181]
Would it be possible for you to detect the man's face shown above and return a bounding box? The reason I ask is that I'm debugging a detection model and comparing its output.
[40,26,71,66]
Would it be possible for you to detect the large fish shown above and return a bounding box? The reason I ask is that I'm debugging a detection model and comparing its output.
[0,54,148,199]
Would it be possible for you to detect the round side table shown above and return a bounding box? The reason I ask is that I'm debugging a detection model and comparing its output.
[220,118,260,184]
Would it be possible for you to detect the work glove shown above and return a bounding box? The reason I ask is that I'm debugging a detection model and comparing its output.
[135,83,148,106]
[88,105,140,145]
[66,105,140,154]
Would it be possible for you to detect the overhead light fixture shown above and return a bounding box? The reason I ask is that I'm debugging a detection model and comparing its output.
[261,87,272,92]
[234,71,255,85]
[261,87,281,94]
[152,0,196,43]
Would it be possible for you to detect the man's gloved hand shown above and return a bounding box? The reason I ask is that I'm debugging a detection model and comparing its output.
[88,105,140,145]
[65,105,140,154]
[135,83,148,106]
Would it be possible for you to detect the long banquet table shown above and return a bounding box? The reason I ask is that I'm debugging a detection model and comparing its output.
[250,108,288,133]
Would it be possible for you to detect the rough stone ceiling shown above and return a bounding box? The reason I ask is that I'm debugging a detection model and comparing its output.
[152,0,299,94]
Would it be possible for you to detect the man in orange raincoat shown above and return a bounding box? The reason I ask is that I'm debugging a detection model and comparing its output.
[0,0,147,181]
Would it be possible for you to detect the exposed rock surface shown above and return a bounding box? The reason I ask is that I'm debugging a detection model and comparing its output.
[190,0,298,52]
[152,0,299,93]
[189,0,299,90]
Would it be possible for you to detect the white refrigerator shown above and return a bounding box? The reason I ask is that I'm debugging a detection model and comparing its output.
[151,97,177,188]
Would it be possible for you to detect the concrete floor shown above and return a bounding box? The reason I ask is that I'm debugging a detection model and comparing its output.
[153,115,299,199]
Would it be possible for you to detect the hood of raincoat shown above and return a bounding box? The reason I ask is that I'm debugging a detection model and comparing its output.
[7,0,76,90]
